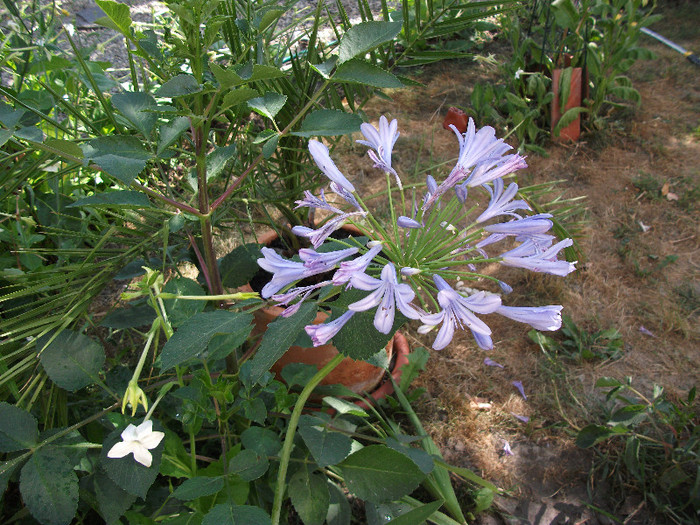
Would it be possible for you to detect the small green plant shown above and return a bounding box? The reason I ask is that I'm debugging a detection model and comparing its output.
[529,315,623,362]
[577,377,699,524]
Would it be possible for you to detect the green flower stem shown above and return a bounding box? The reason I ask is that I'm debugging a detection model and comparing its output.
[157,292,259,302]
[271,353,345,525]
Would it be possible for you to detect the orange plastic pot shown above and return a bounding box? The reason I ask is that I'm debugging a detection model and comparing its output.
[551,66,583,142]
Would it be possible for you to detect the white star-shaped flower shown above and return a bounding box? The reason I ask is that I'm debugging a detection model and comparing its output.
[107,420,165,467]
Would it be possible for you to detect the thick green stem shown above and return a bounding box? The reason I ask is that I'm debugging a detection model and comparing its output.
[270,353,345,525]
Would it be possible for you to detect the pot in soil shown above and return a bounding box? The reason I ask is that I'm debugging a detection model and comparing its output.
[243,227,406,397]
[550,55,588,142]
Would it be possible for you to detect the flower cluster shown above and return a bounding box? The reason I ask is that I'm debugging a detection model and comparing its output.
[257,116,576,351]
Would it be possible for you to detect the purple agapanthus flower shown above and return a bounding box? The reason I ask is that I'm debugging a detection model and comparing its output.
[496,305,563,331]
[484,357,504,368]
[309,139,356,193]
[356,116,401,187]
[332,243,384,286]
[484,213,553,236]
[500,238,577,276]
[305,310,355,346]
[512,380,527,400]
[476,179,530,223]
[294,189,344,215]
[348,263,422,334]
[292,211,365,248]
[465,154,528,188]
[272,281,332,317]
[330,182,362,211]
[397,216,423,229]
[420,275,501,350]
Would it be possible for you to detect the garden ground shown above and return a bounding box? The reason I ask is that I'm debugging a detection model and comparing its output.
[338,2,698,523]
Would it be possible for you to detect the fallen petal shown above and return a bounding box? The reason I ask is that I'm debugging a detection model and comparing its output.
[512,380,527,400]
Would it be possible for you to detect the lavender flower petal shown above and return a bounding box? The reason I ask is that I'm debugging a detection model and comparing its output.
[397,216,423,229]
[512,380,527,400]
[309,139,356,193]
[332,243,383,286]
[484,213,553,236]
[305,310,355,346]
[484,357,504,368]
[500,238,577,277]
[476,179,530,223]
[496,305,563,331]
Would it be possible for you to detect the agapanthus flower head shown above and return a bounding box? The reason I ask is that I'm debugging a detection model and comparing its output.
[476,179,530,223]
[309,139,356,193]
[500,238,577,276]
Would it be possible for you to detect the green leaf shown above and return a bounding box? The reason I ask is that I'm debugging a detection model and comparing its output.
[0,128,12,147]
[157,75,202,98]
[100,423,164,499]
[334,60,403,88]
[81,136,151,185]
[595,377,623,388]
[473,487,494,514]
[207,144,237,181]
[337,20,403,64]
[20,447,78,525]
[15,125,45,142]
[112,92,158,136]
[44,138,83,160]
[311,57,338,79]
[337,445,425,503]
[173,476,225,500]
[221,87,260,110]
[37,331,105,392]
[245,303,317,386]
[576,424,626,448]
[248,93,287,120]
[551,0,579,29]
[610,405,648,426]
[202,504,272,525]
[162,277,206,328]
[0,402,38,452]
[160,311,253,371]
[552,106,587,138]
[298,415,353,467]
[100,304,157,329]
[0,455,25,496]
[291,109,363,137]
[262,133,279,158]
[228,449,269,481]
[158,116,190,155]
[385,437,434,475]
[240,427,282,457]
[219,243,262,289]
[289,467,330,525]
[385,500,443,524]
[211,63,284,89]
[327,481,351,525]
[94,468,138,525]
[322,397,368,417]
[95,0,132,35]
[69,191,152,208]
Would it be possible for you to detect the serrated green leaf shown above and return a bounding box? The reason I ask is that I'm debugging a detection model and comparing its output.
[0,402,38,452]
[289,468,330,525]
[221,87,259,110]
[595,377,623,388]
[173,476,225,500]
[337,445,425,503]
[112,92,158,136]
[20,447,78,525]
[334,60,403,88]
[158,116,190,155]
[322,397,368,417]
[219,243,261,288]
[0,128,12,147]
[228,449,269,481]
[81,136,151,185]
[44,138,83,159]
[95,0,132,34]
[338,20,403,64]
[207,144,237,181]
[100,423,164,499]
[100,304,157,329]
[240,427,281,457]
[94,468,138,525]
[311,57,338,79]
[552,106,587,138]
[160,311,253,370]
[576,424,625,448]
[202,504,272,525]
[245,303,317,386]
[162,278,206,328]
[157,75,202,98]
[385,499,443,524]
[211,63,284,89]
[291,109,363,137]
[298,415,353,467]
[327,481,351,525]
[248,93,287,120]
[37,331,105,392]
[69,191,152,208]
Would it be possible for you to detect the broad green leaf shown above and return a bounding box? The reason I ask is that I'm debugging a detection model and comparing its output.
[173,476,225,500]
[0,455,25,496]
[219,243,261,289]
[44,138,83,159]
[37,331,105,392]
[20,447,78,525]
[334,60,403,88]
[69,191,152,208]
[595,377,623,388]
[610,405,648,426]
[245,303,317,386]
[156,74,202,98]
[322,397,368,417]
[162,278,206,328]
[327,481,351,525]
[248,93,287,120]
[291,109,363,137]
[337,445,425,503]
[0,101,24,128]
[95,0,132,35]
[158,116,190,155]
[385,437,434,475]
[337,20,402,64]
[14,125,44,142]
[551,0,579,30]
[160,311,253,371]
[207,144,237,181]
[576,424,627,449]
[100,423,164,499]
[473,487,494,514]
[552,106,587,138]
[211,63,284,89]
[262,133,279,158]
[289,467,330,525]
[221,87,260,110]
[258,9,284,31]
[298,415,353,467]
[100,304,157,329]
[311,57,338,79]
[112,92,157,136]
[0,402,38,452]
[385,500,443,524]
[228,449,269,481]
[240,427,281,457]
[0,128,12,147]
[202,504,272,525]
[94,468,138,525]
[81,136,151,185]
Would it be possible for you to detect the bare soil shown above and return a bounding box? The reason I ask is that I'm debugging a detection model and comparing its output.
[350,3,699,524]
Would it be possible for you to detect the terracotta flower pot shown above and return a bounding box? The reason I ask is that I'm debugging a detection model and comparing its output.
[551,66,583,142]
[244,227,396,395]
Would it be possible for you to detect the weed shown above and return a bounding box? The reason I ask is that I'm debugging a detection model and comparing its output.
[632,171,664,200]
[529,315,623,363]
